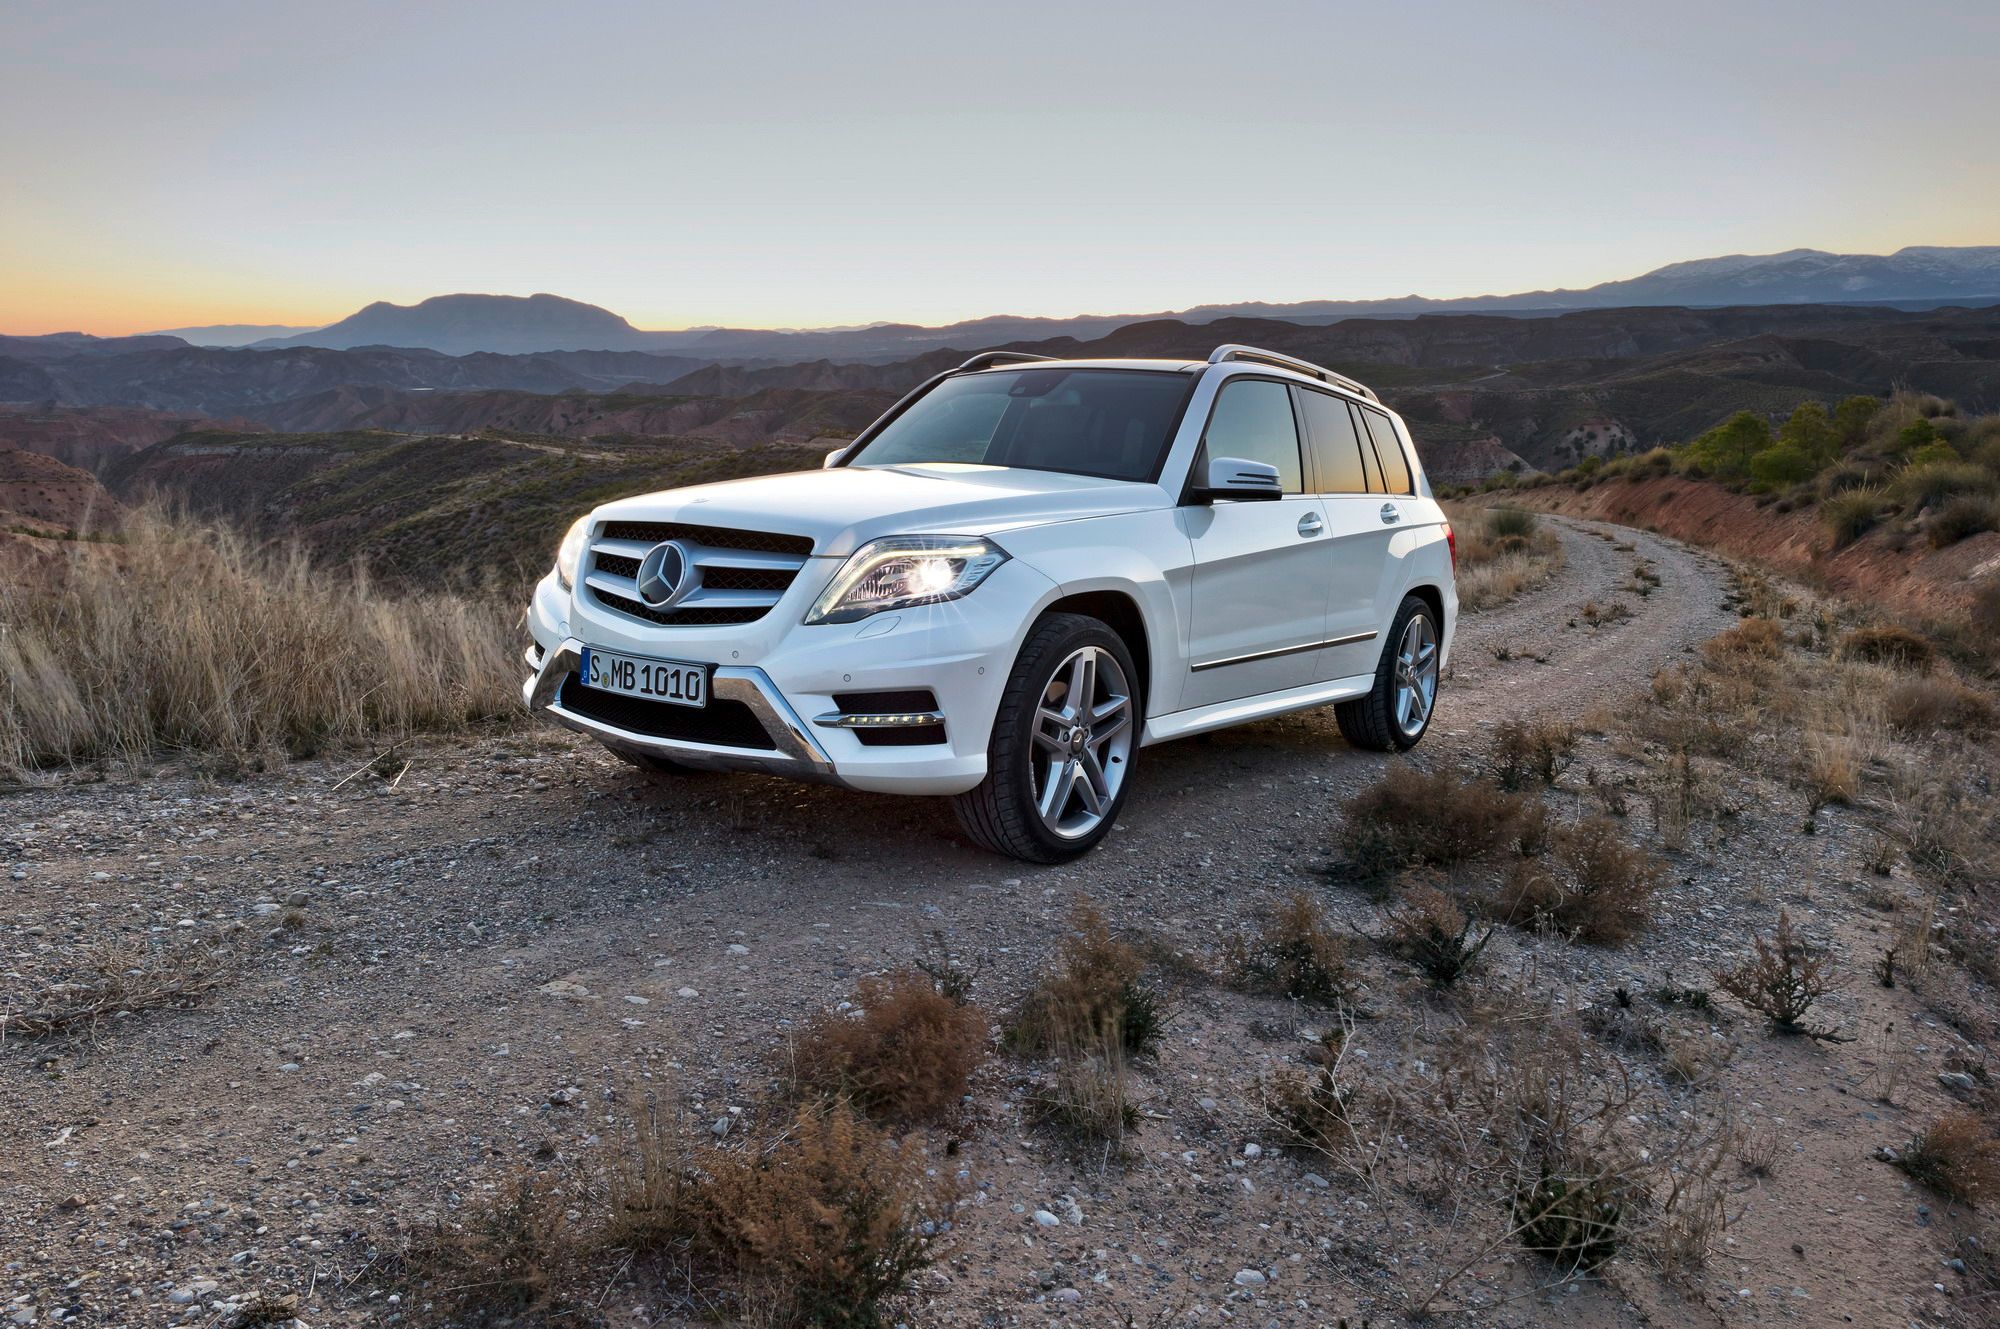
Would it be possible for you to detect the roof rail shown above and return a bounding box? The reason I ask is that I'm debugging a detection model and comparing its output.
[958,350,1057,372]
[1207,344,1379,403]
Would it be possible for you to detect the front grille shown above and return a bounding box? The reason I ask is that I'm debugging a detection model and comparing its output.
[585,522,816,628]
[600,521,814,556]
[558,674,776,750]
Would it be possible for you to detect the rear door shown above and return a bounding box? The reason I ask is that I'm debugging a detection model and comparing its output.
[1178,377,1335,708]
[1296,387,1400,680]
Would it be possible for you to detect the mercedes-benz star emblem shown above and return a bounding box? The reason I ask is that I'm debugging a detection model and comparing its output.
[635,540,697,609]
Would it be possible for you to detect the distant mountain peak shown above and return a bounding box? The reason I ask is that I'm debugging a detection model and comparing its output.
[255,292,642,355]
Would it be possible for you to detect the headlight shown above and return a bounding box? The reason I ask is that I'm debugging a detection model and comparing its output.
[806,536,1008,625]
[554,516,590,590]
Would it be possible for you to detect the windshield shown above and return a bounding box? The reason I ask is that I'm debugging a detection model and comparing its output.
[845,368,1195,482]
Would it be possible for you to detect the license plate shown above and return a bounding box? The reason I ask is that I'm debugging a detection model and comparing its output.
[579,647,708,708]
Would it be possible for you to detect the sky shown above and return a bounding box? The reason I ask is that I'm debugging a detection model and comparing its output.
[2,0,1997,336]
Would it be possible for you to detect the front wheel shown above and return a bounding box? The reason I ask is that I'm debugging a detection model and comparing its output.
[953,614,1141,862]
[1336,595,1441,752]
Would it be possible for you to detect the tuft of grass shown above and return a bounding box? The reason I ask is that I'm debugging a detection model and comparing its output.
[1927,494,2000,547]
[402,1169,584,1322]
[1225,890,1354,1007]
[789,970,990,1125]
[1491,716,1577,791]
[1886,676,1995,735]
[1027,1020,1142,1147]
[1007,902,1164,1059]
[0,506,519,779]
[1891,459,1995,512]
[0,937,236,1038]
[1444,502,1567,611]
[1384,881,1492,987]
[1715,911,1842,1039]
[1702,617,1784,665]
[1839,624,1934,670]
[1895,1111,2000,1207]
[1337,766,1535,881]
[1264,1029,1363,1161]
[1822,486,1886,548]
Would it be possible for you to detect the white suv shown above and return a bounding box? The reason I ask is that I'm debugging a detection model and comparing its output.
[524,344,1457,861]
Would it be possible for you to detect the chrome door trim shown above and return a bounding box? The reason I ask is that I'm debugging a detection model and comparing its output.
[1190,630,1378,673]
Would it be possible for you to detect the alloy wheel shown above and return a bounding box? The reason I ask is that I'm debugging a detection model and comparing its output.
[1394,614,1439,738]
[1029,645,1134,840]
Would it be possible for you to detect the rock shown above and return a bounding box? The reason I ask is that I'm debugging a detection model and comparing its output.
[1233,1268,1267,1287]
[549,1086,583,1107]
[1302,1173,1330,1189]
[677,987,700,998]
[1033,1209,1060,1227]
[538,979,591,999]
[622,994,650,1006]
[55,1194,84,1211]
[1243,1143,1263,1159]
[1054,1288,1082,1303]
[1198,1097,1218,1111]
[1939,1071,1977,1093]
[727,943,750,955]
[711,1116,732,1138]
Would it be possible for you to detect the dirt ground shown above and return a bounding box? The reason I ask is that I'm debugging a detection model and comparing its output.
[3,517,1992,1328]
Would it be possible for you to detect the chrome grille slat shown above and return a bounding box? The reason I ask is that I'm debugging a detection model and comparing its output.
[584,521,816,628]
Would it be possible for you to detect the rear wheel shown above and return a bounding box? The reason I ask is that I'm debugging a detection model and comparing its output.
[954,614,1141,862]
[1336,595,1441,752]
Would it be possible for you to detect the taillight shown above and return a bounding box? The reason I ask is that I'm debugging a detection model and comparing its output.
[1443,521,1457,569]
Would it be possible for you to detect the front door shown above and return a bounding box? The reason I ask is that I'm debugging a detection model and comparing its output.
[1180,377,1334,709]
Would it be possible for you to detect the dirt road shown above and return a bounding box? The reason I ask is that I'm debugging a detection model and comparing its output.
[4,520,1764,1327]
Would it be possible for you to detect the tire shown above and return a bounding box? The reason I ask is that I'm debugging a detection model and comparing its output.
[611,747,707,779]
[1336,594,1442,753]
[954,613,1142,863]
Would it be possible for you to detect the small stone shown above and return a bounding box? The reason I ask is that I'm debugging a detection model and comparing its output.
[1233,1269,1267,1287]
[677,987,699,998]
[1032,1209,1060,1227]
[622,994,650,1006]
[55,1195,84,1211]
[711,1116,732,1138]
[1302,1173,1330,1189]
[1939,1071,1977,1093]
[538,979,591,999]
[1198,1097,1218,1111]
[1243,1143,1263,1159]
[727,943,750,955]
[276,1063,300,1073]
[1054,1288,1082,1303]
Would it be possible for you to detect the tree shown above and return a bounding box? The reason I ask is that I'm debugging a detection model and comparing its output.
[1777,401,1839,468]
[1750,441,1819,489]
[1684,411,1772,480]
[1898,417,1939,454]
[1832,395,1882,451]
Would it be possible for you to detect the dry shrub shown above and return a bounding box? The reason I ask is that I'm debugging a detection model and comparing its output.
[790,971,990,1124]
[1225,891,1353,1006]
[1385,882,1492,987]
[1702,617,1784,666]
[1497,816,1661,946]
[1895,1111,2000,1207]
[1928,494,2000,546]
[1444,502,1567,611]
[1893,760,1994,888]
[1028,1020,1141,1146]
[0,936,235,1038]
[1886,676,1996,735]
[402,1169,585,1323]
[1265,1029,1364,1162]
[1715,911,1842,1039]
[1801,732,1861,812]
[1008,902,1163,1058]
[1491,716,1577,791]
[612,1101,949,1328]
[0,507,520,779]
[1338,766,1533,880]
[1839,624,1934,671]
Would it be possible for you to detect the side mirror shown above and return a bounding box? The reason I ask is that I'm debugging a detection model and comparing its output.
[823,446,847,469]
[1192,455,1283,502]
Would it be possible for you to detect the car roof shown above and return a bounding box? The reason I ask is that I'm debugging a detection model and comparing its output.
[965,356,1207,374]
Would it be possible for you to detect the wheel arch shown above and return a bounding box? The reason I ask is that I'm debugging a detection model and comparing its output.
[1039,589,1154,712]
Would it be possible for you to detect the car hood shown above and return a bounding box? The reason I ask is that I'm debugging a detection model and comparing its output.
[591,463,1169,556]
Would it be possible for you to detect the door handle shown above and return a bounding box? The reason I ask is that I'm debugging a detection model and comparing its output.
[1297,512,1325,537]
[1379,503,1401,525]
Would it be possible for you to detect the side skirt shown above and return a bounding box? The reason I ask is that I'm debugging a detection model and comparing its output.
[1141,672,1377,745]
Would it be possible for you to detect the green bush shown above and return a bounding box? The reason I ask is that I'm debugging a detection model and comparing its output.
[1898,417,1940,454]
[1748,441,1818,490]
[1487,507,1540,539]
[1833,395,1883,450]
[1777,400,1840,469]
[1893,460,1994,512]
[1683,411,1772,481]
[1928,495,1999,548]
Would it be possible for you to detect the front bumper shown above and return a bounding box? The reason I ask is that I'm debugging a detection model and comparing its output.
[522,559,1056,795]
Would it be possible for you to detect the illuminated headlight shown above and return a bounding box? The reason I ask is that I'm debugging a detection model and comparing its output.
[806,536,1008,625]
[554,515,590,590]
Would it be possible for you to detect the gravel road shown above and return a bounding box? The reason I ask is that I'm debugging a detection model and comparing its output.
[2,518,1748,1327]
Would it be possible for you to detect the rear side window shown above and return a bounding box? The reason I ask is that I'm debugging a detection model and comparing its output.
[1360,407,1414,494]
[1296,388,1369,493]
[1202,379,1303,493]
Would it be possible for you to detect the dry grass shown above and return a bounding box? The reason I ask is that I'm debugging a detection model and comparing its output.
[1491,716,1577,791]
[401,1169,585,1323]
[1264,1029,1365,1163]
[1496,816,1662,946]
[1225,890,1354,1007]
[1007,902,1164,1059]
[1715,911,1843,1039]
[789,970,990,1125]
[1886,675,1996,735]
[1839,623,1934,671]
[1702,616,1785,665]
[0,506,520,780]
[1384,881,1493,987]
[609,1100,949,1328]
[1895,1111,2000,1207]
[1445,503,1567,611]
[1027,1019,1142,1148]
[1338,766,1534,881]
[0,936,235,1038]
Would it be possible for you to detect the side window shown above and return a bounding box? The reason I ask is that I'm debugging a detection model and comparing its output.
[1201,379,1303,493]
[1361,407,1414,494]
[1296,388,1369,493]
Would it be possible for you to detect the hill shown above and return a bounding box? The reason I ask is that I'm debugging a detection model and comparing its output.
[0,404,267,474]
[253,293,652,355]
[0,447,122,532]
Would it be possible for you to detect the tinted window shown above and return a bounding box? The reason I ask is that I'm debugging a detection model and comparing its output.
[1201,379,1302,493]
[1297,388,1369,493]
[848,368,1192,482]
[1361,407,1414,494]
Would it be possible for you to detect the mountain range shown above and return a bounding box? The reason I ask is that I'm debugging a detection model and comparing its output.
[115,245,2000,358]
